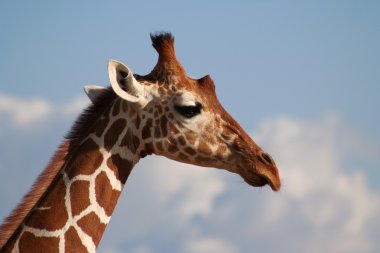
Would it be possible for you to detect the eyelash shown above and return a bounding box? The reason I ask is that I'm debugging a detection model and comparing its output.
[174,102,203,118]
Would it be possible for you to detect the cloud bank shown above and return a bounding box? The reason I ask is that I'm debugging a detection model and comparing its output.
[0,92,88,129]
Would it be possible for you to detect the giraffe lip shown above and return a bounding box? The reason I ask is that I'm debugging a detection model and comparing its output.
[243,171,280,191]
[260,173,281,191]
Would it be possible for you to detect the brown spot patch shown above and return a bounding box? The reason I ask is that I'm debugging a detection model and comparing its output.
[120,128,140,154]
[19,231,59,253]
[128,106,137,119]
[155,141,164,151]
[145,142,154,155]
[178,152,189,161]
[70,180,90,217]
[198,140,212,155]
[204,135,217,146]
[95,171,121,216]
[168,122,180,135]
[154,126,161,138]
[95,115,110,138]
[65,226,87,253]
[195,155,212,164]
[185,132,197,145]
[25,175,68,230]
[160,115,168,137]
[77,212,106,248]
[184,146,197,156]
[142,118,153,139]
[216,145,227,157]
[168,144,179,154]
[104,119,126,151]
[177,135,186,146]
[67,138,103,179]
[107,154,133,184]
[112,99,121,116]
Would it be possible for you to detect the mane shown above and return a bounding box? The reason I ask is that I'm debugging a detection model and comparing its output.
[0,87,117,249]
[66,87,116,145]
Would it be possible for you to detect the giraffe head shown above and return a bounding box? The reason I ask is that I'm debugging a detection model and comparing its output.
[87,33,281,191]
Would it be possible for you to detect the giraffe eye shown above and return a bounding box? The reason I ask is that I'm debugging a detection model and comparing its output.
[174,102,203,118]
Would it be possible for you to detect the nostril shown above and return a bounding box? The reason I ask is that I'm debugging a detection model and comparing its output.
[259,152,274,166]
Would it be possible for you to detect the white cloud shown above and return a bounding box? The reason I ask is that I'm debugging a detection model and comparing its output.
[248,113,380,252]
[146,158,226,222]
[0,92,52,126]
[0,92,88,128]
[184,237,238,253]
[59,96,89,117]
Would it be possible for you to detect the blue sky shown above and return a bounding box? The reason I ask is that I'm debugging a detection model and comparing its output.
[1,1,379,252]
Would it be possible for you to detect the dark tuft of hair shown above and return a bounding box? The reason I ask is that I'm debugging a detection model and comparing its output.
[66,87,116,145]
[150,31,175,52]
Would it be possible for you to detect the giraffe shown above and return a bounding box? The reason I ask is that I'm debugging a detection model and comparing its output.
[0,32,281,252]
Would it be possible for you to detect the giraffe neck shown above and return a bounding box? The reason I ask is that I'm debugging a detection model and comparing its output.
[1,92,144,253]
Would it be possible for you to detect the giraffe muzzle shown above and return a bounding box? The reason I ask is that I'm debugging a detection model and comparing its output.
[239,152,281,191]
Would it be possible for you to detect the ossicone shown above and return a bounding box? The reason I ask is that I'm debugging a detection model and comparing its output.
[149,31,186,78]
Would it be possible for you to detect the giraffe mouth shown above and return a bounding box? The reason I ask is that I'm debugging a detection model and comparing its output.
[243,170,281,191]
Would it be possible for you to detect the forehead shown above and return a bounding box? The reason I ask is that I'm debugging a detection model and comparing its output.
[138,74,218,106]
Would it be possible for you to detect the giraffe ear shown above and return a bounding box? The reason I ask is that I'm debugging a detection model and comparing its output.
[108,59,148,106]
[83,85,107,103]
